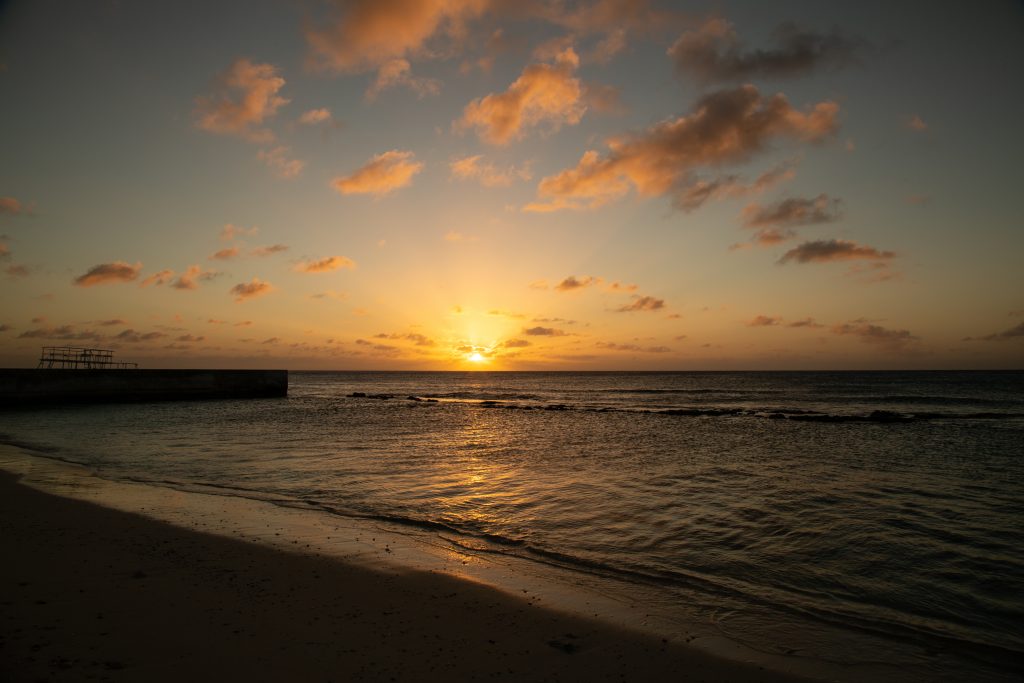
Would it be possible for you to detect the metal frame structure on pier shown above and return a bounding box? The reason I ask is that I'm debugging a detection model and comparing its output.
[36,346,138,369]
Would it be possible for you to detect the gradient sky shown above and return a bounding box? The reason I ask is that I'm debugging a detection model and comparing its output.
[1,1,1022,370]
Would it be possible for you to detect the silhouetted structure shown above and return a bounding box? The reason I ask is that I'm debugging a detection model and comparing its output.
[36,346,138,370]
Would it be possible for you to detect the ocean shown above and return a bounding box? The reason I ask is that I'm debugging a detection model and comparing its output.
[2,370,1022,681]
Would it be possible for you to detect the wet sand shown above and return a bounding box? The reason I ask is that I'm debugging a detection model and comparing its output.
[0,470,813,682]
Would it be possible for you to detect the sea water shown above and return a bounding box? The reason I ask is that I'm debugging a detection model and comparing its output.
[2,371,1022,681]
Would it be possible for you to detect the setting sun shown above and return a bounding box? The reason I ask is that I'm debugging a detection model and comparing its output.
[467,352,486,363]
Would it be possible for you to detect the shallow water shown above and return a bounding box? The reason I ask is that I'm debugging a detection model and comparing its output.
[3,370,1022,681]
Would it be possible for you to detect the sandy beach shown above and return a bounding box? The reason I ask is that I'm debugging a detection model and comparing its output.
[0,469,818,682]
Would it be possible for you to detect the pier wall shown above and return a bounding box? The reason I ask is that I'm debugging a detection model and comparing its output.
[0,369,287,405]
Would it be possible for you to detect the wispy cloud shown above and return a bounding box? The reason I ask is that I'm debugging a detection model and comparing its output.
[194,59,288,143]
[73,261,142,287]
[140,269,174,287]
[616,295,665,312]
[332,150,423,197]
[171,265,221,290]
[295,256,356,273]
[524,85,838,211]
[258,146,305,178]
[831,321,917,351]
[0,196,27,215]
[220,223,258,241]
[251,244,289,257]
[458,47,587,145]
[450,155,532,187]
[967,321,1024,342]
[778,239,894,264]
[298,108,332,125]
[374,331,436,347]
[19,324,103,341]
[230,278,273,302]
[555,275,599,292]
[669,18,862,84]
[675,159,797,212]
[908,115,928,132]
[743,193,842,228]
[747,315,782,327]
[366,58,440,100]
[210,247,240,261]
[596,341,671,353]
[115,329,165,343]
[523,326,567,336]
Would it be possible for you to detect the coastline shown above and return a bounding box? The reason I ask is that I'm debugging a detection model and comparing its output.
[0,462,814,682]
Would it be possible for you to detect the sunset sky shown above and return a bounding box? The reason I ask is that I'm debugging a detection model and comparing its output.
[1,1,1022,370]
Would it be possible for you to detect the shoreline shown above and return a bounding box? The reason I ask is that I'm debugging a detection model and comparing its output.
[0,464,819,682]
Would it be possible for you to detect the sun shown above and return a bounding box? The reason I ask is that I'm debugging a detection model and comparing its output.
[467,352,486,363]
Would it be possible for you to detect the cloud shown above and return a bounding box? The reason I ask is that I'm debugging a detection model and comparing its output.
[617,295,665,312]
[194,59,289,143]
[674,158,797,211]
[365,58,441,100]
[140,269,175,287]
[0,324,11,332]
[488,309,525,319]
[747,315,781,327]
[304,0,488,73]
[6,264,29,278]
[19,325,103,341]
[310,290,349,301]
[606,281,637,292]
[258,146,305,178]
[210,247,240,260]
[524,85,839,211]
[112,329,162,344]
[172,265,221,290]
[669,18,861,84]
[221,223,258,241]
[831,321,917,351]
[298,108,333,125]
[778,239,894,264]
[443,230,478,242]
[1,197,26,215]
[295,256,357,273]
[501,338,531,348]
[742,193,841,227]
[787,317,823,328]
[971,321,1024,342]
[73,261,142,287]
[908,115,928,132]
[175,334,205,343]
[450,154,532,187]
[251,244,289,257]
[555,275,599,291]
[0,242,8,259]
[457,47,587,145]
[523,326,566,336]
[596,341,671,353]
[332,150,423,197]
[97,319,127,326]
[230,278,273,302]
[374,332,436,346]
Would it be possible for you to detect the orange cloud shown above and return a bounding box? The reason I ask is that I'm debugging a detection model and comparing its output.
[555,275,599,291]
[365,58,440,100]
[617,295,665,312]
[298,108,332,125]
[305,0,488,73]
[674,158,797,212]
[908,115,928,132]
[19,325,103,341]
[596,341,672,353]
[525,85,839,211]
[230,278,274,302]
[668,18,862,84]
[115,329,165,343]
[450,155,532,187]
[251,244,289,257]
[73,261,142,287]
[523,326,566,336]
[743,193,842,227]
[194,59,289,143]
[258,146,305,178]
[140,269,174,287]
[220,223,258,241]
[332,150,423,196]
[171,265,220,290]
[458,47,587,145]
[296,256,357,273]
[210,247,240,260]
[374,331,435,346]
[747,315,782,327]
[778,239,894,264]
[831,321,917,351]
[0,196,25,215]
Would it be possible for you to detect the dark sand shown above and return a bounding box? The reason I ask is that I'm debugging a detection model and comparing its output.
[0,471,812,682]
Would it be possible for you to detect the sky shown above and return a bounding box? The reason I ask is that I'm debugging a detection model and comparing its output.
[1,0,1022,370]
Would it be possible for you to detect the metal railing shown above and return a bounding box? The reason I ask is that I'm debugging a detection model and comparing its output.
[37,346,138,369]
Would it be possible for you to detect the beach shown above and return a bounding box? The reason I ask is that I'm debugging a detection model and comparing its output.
[0,468,809,682]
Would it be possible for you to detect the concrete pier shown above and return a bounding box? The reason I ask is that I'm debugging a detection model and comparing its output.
[0,369,287,405]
